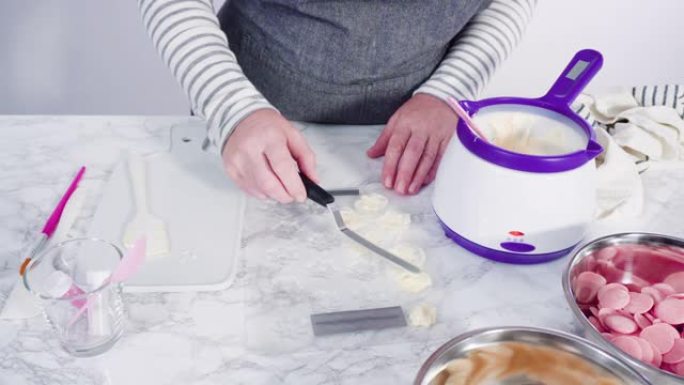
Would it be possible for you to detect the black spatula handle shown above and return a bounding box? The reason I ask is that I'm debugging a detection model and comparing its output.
[299,172,334,207]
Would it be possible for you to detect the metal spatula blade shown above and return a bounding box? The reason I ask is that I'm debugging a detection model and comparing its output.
[299,173,421,274]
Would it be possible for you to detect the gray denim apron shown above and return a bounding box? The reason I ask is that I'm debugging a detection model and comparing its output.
[218,0,489,124]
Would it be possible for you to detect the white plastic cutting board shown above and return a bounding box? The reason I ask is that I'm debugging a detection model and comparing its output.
[88,125,244,292]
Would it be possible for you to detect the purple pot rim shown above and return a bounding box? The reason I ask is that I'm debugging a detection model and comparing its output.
[457,97,603,173]
[439,219,574,264]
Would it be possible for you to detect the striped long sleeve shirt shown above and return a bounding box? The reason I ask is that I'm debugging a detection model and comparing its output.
[138,0,537,152]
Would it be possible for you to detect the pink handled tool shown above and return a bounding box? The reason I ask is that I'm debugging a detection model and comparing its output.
[66,237,147,328]
[109,238,147,283]
[20,166,87,276]
[446,96,489,143]
[43,166,87,237]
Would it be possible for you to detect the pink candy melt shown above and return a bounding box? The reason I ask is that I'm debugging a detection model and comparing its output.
[640,323,678,354]
[663,339,684,364]
[654,283,677,297]
[590,306,600,318]
[635,337,655,364]
[634,313,653,329]
[574,243,684,377]
[665,272,684,293]
[604,313,638,334]
[624,292,655,314]
[656,298,684,325]
[574,271,607,303]
[596,246,619,261]
[579,271,607,286]
[642,287,665,303]
[652,346,663,367]
[589,316,606,333]
[598,285,630,310]
[612,336,643,360]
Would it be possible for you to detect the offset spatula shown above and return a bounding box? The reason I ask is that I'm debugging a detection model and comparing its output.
[299,173,421,274]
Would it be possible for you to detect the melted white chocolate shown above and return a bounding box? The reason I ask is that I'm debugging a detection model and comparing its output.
[475,111,586,156]
[429,342,625,385]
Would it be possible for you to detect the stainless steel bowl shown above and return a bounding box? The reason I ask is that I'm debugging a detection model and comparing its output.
[563,232,684,385]
[414,326,650,385]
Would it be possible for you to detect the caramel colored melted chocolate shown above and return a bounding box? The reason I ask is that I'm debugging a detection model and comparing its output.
[429,342,623,385]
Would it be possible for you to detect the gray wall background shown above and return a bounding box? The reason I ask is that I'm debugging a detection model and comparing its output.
[1,0,682,116]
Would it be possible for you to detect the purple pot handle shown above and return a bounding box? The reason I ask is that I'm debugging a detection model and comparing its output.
[542,49,603,106]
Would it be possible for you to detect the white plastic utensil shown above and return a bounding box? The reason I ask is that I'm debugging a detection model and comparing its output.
[122,153,169,257]
[446,96,489,142]
[67,238,147,328]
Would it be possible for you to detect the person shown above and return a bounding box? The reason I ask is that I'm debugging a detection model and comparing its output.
[138,0,536,202]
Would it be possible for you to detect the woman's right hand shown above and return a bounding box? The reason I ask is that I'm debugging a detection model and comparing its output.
[222,109,318,203]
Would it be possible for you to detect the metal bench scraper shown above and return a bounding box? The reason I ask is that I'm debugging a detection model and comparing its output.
[311,306,407,336]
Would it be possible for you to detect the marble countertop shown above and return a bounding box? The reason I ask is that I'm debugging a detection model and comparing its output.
[2,115,684,385]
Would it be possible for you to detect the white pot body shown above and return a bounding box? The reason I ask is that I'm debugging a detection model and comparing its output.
[433,134,597,262]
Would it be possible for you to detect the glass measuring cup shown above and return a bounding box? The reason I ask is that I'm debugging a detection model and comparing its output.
[23,238,125,356]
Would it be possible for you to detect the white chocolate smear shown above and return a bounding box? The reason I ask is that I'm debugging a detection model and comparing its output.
[388,244,426,269]
[339,207,362,230]
[378,210,411,232]
[408,303,437,327]
[349,228,385,256]
[342,192,433,294]
[354,193,389,214]
[394,271,432,293]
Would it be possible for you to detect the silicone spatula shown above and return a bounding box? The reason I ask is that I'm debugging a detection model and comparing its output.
[67,237,147,328]
[122,154,169,257]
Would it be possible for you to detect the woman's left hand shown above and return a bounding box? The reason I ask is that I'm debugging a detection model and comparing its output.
[367,93,457,195]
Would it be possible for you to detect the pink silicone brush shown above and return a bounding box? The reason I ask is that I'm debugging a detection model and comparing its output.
[20,166,86,276]
[446,96,489,143]
[67,237,147,328]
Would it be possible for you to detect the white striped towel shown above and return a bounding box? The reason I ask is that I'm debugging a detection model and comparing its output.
[572,85,684,220]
